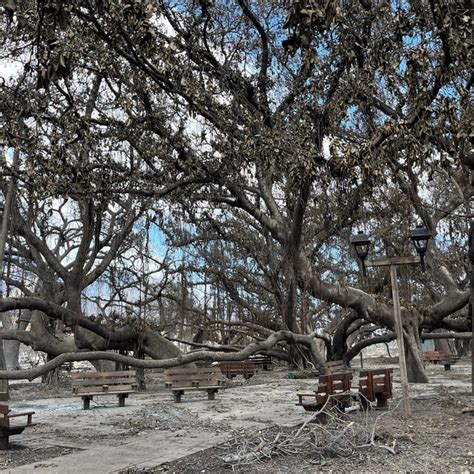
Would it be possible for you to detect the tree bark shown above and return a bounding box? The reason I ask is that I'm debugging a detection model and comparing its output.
[405,324,429,383]
[0,146,21,392]
[0,329,326,380]
[2,311,21,370]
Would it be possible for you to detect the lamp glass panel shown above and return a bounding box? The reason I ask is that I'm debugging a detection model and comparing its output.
[356,244,369,259]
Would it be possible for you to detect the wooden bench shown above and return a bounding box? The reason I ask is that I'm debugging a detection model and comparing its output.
[248,354,273,371]
[220,361,256,379]
[325,360,348,374]
[296,372,353,422]
[358,368,393,410]
[423,351,461,370]
[0,392,35,450]
[440,353,461,370]
[164,367,225,403]
[423,351,442,363]
[72,370,138,409]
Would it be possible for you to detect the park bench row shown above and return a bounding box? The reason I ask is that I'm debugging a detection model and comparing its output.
[1,359,392,449]
[68,356,271,410]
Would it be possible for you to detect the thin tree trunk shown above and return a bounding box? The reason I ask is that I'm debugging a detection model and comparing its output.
[0,146,20,392]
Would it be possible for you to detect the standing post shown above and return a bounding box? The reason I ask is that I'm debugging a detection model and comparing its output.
[390,265,411,417]
[468,150,474,395]
[352,229,431,415]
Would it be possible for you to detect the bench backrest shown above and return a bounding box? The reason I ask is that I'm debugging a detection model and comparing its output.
[423,351,442,360]
[325,360,347,374]
[220,361,255,376]
[359,368,393,397]
[71,370,138,394]
[317,372,352,396]
[423,351,459,362]
[164,367,225,389]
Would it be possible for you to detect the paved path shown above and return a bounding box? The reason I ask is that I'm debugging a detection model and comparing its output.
[11,428,223,473]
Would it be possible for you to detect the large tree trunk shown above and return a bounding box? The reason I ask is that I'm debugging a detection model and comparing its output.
[434,337,452,354]
[405,325,429,383]
[0,332,6,392]
[3,311,21,369]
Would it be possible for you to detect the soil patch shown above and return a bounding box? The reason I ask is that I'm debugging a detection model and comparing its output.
[1,444,82,470]
[122,389,474,473]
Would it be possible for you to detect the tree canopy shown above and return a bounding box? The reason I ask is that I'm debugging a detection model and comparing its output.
[0,0,471,382]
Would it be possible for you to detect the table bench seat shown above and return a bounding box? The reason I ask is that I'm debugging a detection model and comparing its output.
[220,361,256,379]
[247,354,273,371]
[359,368,393,409]
[72,370,138,409]
[296,372,353,422]
[164,367,225,403]
[0,393,35,450]
[423,351,461,370]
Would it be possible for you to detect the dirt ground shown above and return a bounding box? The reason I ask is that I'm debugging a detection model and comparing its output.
[1,357,473,473]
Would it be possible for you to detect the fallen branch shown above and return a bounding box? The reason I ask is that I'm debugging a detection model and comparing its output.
[222,393,402,467]
[0,329,324,380]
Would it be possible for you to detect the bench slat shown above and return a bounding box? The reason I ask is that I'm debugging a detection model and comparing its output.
[164,371,222,378]
[72,377,138,386]
[73,383,136,394]
[359,368,393,377]
[75,390,134,397]
[170,385,221,391]
[71,370,136,379]
[164,368,222,376]
[164,367,225,402]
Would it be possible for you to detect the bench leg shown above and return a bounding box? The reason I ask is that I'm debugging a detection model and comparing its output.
[311,411,327,424]
[173,391,182,403]
[118,394,127,407]
[337,395,351,410]
[82,396,91,410]
[375,394,388,409]
[207,389,216,401]
[0,436,9,450]
[359,396,370,411]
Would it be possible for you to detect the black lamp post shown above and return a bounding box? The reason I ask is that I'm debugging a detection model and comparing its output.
[350,230,371,276]
[350,225,431,417]
[409,224,431,272]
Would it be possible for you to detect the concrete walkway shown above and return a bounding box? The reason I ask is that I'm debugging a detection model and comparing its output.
[11,427,223,473]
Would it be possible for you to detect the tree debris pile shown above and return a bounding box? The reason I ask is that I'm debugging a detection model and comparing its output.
[110,402,226,436]
[222,403,402,467]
